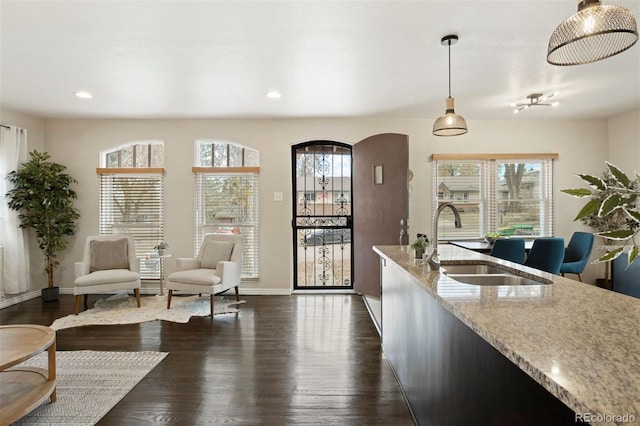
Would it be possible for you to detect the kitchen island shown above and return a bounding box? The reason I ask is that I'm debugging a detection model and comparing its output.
[374,244,639,426]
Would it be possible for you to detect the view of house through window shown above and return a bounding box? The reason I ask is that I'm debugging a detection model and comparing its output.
[98,141,165,280]
[194,140,260,279]
[433,157,554,240]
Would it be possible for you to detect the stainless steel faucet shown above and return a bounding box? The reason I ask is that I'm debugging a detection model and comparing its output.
[425,202,462,271]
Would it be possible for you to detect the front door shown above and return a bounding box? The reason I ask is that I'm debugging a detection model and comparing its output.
[292,141,353,289]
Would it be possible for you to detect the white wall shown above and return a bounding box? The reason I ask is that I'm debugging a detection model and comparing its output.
[608,108,640,174]
[0,107,47,298]
[41,116,609,291]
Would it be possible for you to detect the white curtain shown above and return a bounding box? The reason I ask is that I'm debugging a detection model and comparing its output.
[0,125,30,294]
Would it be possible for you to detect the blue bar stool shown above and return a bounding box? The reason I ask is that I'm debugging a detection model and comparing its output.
[560,231,595,282]
[524,237,565,274]
[489,238,526,263]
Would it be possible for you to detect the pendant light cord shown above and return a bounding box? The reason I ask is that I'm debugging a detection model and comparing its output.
[448,40,452,98]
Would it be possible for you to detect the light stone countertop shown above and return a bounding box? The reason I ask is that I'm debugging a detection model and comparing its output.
[374,244,640,426]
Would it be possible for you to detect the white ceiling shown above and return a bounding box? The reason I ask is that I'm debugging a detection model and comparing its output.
[1,0,639,121]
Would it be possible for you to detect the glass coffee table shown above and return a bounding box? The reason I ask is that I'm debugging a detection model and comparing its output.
[0,324,56,424]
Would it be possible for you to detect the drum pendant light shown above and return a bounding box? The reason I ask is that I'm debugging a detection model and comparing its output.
[433,35,468,137]
[547,0,638,66]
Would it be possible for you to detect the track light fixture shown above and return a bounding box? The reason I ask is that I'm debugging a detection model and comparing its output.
[512,92,560,114]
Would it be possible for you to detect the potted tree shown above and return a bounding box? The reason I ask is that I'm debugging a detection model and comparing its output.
[562,162,639,286]
[5,150,80,301]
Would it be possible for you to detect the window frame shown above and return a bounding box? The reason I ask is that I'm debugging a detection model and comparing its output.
[101,141,164,168]
[194,140,260,280]
[431,153,557,241]
[97,141,165,281]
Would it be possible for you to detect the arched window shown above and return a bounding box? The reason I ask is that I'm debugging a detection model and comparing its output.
[194,140,259,279]
[98,141,165,280]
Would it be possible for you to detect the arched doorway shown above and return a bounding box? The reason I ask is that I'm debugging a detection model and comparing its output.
[292,141,353,289]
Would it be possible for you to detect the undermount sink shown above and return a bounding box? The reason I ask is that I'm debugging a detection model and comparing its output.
[445,273,551,286]
[441,263,553,286]
[441,264,510,275]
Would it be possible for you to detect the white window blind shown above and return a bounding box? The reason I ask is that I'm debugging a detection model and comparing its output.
[194,140,260,279]
[98,172,164,280]
[432,155,555,241]
[432,161,484,239]
[493,160,554,237]
[194,172,260,279]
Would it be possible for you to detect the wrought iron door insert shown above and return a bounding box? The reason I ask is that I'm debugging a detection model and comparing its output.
[292,142,353,289]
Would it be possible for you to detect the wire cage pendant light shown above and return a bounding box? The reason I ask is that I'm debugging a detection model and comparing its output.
[433,35,468,137]
[547,0,638,66]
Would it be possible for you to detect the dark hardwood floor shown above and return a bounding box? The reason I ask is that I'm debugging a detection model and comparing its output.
[0,294,414,425]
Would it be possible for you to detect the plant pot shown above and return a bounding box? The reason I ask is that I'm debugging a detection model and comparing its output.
[41,286,60,302]
[157,249,164,256]
[414,248,425,259]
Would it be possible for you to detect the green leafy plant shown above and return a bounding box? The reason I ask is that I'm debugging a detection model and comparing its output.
[410,235,430,250]
[562,162,639,265]
[5,150,80,288]
[410,235,429,259]
[483,231,501,244]
[153,241,170,250]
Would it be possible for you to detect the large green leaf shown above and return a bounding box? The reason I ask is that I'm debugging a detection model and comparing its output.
[574,198,601,221]
[629,245,639,266]
[597,229,635,240]
[576,174,606,190]
[561,188,592,197]
[598,194,620,217]
[622,194,638,206]
[593,247,624,263]
[626,209,640,223]
[598,194,620,216]
[606,162,630,188]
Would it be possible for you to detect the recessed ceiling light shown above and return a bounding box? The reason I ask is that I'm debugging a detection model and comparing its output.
[75,91,93,99]
[266,91,282,99]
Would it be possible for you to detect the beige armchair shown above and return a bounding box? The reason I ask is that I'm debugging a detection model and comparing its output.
[166,233,242,317]
[73,234,141,315]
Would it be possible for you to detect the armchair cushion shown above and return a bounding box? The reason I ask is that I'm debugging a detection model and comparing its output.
[74,269,139,287]
[90,238,129,272]
[200,240,234,269]
[168,269,222,286]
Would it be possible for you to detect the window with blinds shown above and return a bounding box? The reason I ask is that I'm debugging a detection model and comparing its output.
[98,141,164,280]
[194,140,260,279]
[432,154,555,241]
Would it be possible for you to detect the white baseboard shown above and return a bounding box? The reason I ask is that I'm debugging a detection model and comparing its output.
[63,286,292,296]
[0,290,41,309]
[292,289,357,294]
[0,286,361,309]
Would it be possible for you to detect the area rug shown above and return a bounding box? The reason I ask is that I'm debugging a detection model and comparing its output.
[50,294,245,330]
[12,350,167,425]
